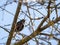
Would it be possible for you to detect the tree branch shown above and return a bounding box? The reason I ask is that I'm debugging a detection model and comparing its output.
[6,0,22,45]
[14,17,60,45]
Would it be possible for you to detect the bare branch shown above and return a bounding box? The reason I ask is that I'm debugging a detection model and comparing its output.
[6,0,23,45]
[14,16,60,45]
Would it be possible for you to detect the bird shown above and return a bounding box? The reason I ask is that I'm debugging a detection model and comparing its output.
[15,19,25,32]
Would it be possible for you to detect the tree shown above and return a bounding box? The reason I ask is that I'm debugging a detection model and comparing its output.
[0,0,60,45]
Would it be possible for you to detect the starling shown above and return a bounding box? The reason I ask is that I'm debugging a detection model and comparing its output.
[15,19,25,32]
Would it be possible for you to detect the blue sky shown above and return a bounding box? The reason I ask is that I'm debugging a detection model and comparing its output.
[0,0,60,45]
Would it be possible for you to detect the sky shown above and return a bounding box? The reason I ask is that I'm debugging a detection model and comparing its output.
[0,0,60,45]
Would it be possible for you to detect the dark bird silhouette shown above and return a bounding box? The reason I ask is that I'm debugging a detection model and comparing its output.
[15,19,25,32]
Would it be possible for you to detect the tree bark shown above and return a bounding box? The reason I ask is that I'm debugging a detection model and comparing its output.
[6,0,22,45]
